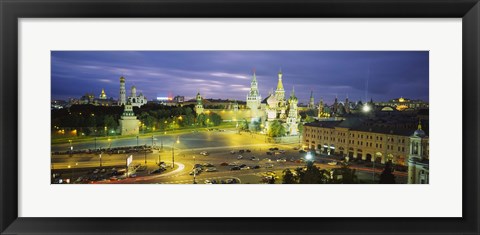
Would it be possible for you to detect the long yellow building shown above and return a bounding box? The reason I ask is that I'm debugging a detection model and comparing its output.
[302,117,429,166]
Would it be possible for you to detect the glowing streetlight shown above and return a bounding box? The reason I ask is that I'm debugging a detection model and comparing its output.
[362,104,371,113]
[306,152,313,161]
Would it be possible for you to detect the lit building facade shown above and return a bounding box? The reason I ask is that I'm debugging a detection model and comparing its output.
[119,102,139,136]
[127,85,147,107]
[303,118,429,167]
[375,97,429,111]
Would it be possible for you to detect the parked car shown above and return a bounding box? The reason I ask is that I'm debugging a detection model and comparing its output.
[240,166,250,170]
[250,157,259,161]
[277,158,286,163]
[237,155,243,159]
[205,179,218,184]
[200,151,209,156]
[239,150,245,153]
[328,161,338,166]
[225,178,238,184]
[230,150,236,154]
[202,163,214,167]
[266,152,273,155]
[205,167,217,172]
[246,149,251,153]
[230,166,241,171]
[279,150,286,154]
[220,162,229,166]
[252,165,261,169]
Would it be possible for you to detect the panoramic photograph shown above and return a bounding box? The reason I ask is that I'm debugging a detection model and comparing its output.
[51,51,429,184]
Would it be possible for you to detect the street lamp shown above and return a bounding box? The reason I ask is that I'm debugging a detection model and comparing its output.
[68,139,73,157]
[193,156,197,184]
[144,147,147,165]
[99,154,102,167]
[362,104,371,113]
[172,136,179,169]
[306,152,313,162]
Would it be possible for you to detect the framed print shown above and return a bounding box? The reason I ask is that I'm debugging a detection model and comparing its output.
[1,0,479,234]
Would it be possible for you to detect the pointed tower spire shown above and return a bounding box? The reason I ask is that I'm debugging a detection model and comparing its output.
[417,119,422,130]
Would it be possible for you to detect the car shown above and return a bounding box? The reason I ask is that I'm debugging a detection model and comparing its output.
[228,162,239,166]
[204,179,218,184]
[299,150,306,153]
[93,169,100,174]
[266,152,273,155]
[237,155,243,159]
[252,165,261,169]
[239,164,247,168]
[200,151,209,156]
[202,163,214,167]
[194,164,203,169]
[219,129,225,132]
[150,168,164,174]
[268,148,275,151]
[273,147,279,151]
[240,166,250,170]
[246,149,251,153]
[265,164,274,168]
[100,168,106,173]
[328,161,338,166]
[220,162,229,166]
[225,178,238,184]
[205,167,217,172]
[230,150,236,154]
[277,158,286,163]
[289,157,295,162]
[295,159,305,163]
[279,150,286,154]
[274,152,281,155]
[230,166,241,171]
[250,157,259,161]
[239,150,245,153]
[263,158,271,162]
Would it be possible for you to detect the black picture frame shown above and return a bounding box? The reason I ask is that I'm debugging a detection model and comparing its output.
[1,0,479,234]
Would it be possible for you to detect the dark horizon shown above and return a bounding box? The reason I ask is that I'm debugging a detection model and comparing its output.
[51,51,429,104]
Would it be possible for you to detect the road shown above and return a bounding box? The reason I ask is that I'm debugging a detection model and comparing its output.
[51,129,407,184]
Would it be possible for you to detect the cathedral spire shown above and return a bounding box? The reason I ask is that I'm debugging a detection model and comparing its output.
[276,69,284,91]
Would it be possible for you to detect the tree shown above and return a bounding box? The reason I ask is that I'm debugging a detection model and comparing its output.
[335,163,358,184]
[282,169,297,184]
[297,122,304,135]
[208,113,222,126]
[104,115,118,130]
[196,114,207,126]
[304,115,315,123]
[379,162,396,184]
[295,161,329,184]
[268,120,285,137]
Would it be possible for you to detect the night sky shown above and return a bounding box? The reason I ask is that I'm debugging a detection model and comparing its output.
[51,51,429,105]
